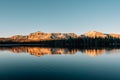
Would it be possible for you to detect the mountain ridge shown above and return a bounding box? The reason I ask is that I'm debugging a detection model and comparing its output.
[1,31,120,43]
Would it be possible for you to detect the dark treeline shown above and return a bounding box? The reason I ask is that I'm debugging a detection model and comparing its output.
[0,37,120,47]
[42,37,120,48]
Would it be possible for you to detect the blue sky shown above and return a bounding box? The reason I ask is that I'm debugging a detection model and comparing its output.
[0,0,120,37]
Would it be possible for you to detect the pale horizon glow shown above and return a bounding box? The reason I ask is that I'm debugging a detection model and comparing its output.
[0,0,120,37]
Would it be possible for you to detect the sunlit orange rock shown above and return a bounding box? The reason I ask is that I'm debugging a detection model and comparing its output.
[1,31,120,42]
[109,33,120,39]
[9,31,78,42]
[84,31,107,38]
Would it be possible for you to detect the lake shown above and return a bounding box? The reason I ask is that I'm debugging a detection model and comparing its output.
[0,46,120,80]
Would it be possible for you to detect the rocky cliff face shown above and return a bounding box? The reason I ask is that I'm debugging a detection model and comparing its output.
[10,31,78,42]
[1,31,120,42]
[84,31,107,38]
[109,33,120,39]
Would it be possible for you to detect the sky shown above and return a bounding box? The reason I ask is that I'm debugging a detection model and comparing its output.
[0,0,120,37]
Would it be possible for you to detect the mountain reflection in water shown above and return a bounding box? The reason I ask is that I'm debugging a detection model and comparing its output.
[0,46,120,57]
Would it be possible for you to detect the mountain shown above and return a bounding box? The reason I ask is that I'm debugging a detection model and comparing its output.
[84,31,107,38]
[109,33,120,39]
[1,31,120,46]
[10,31,78,42]
[9,31,113,41]
[4,31,120,40]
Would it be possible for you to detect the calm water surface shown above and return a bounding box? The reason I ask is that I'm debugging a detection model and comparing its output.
[0,47,120,80]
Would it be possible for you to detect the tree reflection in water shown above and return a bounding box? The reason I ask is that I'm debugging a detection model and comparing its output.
[0,46,120,57]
